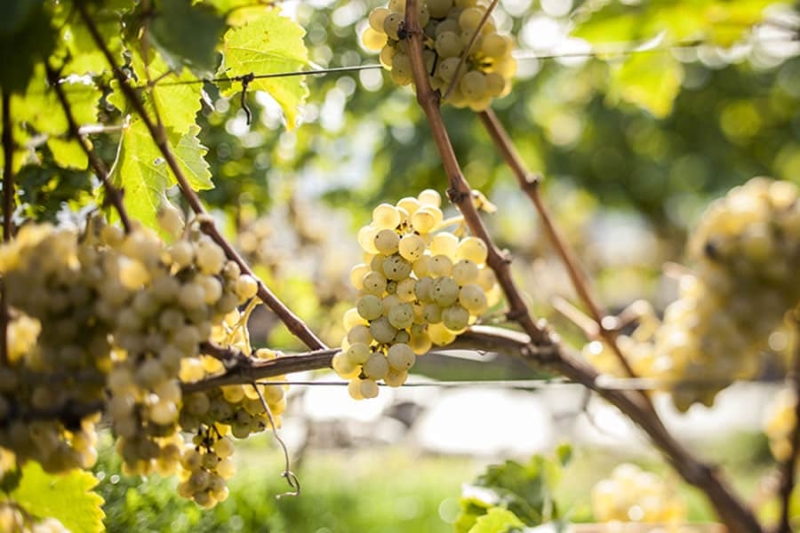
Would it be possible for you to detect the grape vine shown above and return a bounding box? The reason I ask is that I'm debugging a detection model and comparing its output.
[0,0,798,531]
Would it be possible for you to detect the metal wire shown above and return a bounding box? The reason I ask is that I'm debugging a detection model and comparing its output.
[255,375,790,391]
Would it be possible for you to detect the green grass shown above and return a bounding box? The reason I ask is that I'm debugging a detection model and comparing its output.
[97,433,476,533]
[96,430,779,531]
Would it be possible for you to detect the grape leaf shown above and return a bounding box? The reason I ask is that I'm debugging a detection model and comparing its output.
[0,3,55,94]
[607,52,684,119]
[109,118,212,230]
[219,10,309,129]
[572,0,790,47]
[47,138,89,170]
[11,462,104,533]
[131,52,203,135]
[468,507,525,533]
[14,65,101,135]
[0,0,40,35]
[150,0,227,76]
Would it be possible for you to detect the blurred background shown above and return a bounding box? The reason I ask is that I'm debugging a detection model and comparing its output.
[67,0,800,529]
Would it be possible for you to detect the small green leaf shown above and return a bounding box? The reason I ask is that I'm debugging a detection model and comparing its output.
[11,462,104,533]
[47,138,89,170]
[109,118,212,231]
[607,52,684,118]
[468,507,525,533]
[220,9,309,129]
[150,0,227,76]
[172,125,214,190]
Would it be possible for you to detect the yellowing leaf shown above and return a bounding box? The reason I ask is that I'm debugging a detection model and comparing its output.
[11,462,104,533]
[608,53,684,118]
[219,9,309,129]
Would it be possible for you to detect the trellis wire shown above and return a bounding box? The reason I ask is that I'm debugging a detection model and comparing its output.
[255,375,792,391]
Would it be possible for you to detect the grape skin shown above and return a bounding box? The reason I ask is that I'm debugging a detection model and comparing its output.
[338,190,501,399]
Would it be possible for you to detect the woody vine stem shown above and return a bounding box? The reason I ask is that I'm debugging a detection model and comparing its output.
[401,0,764,530]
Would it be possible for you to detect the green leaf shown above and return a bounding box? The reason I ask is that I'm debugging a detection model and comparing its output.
[47,138,88,170]
[219,9,309,129]
[0,3,55,94]
[130,52,203,135]
[572,0,790,47]
[109,118,212,230]
[11,462,104,533]
[468,507,525,533]
[172,125,214,190]
[14,65,102,135]
[150,0,227,76]
[607,52,684,118]
[0,0,41,35]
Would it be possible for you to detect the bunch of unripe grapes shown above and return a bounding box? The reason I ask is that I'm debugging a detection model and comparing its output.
[0,503,68,533]
[583,178,800,411]
[591,463,686,526]
[361,0,516,111]
[335,189,501,399]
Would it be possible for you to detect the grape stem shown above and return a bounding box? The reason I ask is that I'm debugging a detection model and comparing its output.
[402,1,762,530]
[441,0,500,102]
[777,313,800,533]
[45,63,133,234]
[477,109,648,395]
[74,0,327,352]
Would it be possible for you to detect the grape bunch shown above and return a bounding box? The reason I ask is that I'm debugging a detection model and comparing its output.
[0,209,284,508]
[581,179,800,411]
[591,463,686,527]
[104,209,258,476]
[177,427,237,508]
[650,178,800,410]
[361,0,516,111]
[335,189,501,399]
[764,387,797,462]
[0,222,119,472]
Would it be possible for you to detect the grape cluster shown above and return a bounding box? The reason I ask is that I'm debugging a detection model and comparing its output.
[0,223,117,472]
[591,463,686,526]
[177,427,236,508]
[764,387,797,462]
[651,178,800,410]
[581,179,800,411]
[104,210,258,476]
[335,189,501,399]
[362,0,516,111]
[0,210,278,507]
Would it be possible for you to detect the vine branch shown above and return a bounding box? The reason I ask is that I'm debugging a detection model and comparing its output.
[75,0,326,351]
[403,0,548,345]
[45,63,133,233]
[402,1,761,530]
[777,313,800,533]
[1,91,11,368]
